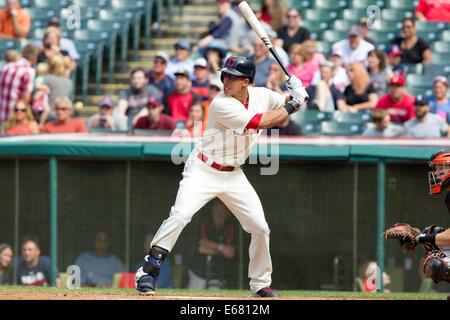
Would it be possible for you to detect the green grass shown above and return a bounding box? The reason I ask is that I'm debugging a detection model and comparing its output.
[0,286,448,300]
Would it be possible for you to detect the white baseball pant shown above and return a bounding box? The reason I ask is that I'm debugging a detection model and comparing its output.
[151,151,272,293]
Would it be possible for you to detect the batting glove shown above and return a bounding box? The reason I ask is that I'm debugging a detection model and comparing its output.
[285,75,303,92]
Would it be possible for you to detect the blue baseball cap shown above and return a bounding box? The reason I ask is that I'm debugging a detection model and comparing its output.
[414,95,429,105]
[175,39,191,51]
[99,96,115,108]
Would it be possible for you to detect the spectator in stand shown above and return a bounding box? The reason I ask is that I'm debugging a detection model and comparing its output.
[16,238,61,287]
[0,44,38,122]
[367,49,394,98]
[257,0,288,32]
[287,43,315,88]
[302,39,325,87]
[1,99,39,134]
[403,95,450,138]
[390,18,432,65]
[132,96,177,133]
[147,51,174,102]
[276,8,310,53]
[306,61,346,112]
[42,97,88,133]
[74,231,126,287]
[38,55,73,120]
[266,62,288,95]
[251,37,275,87]
[164,70,202,122]
[31,62,51,128]
[415,0,450,23]
[374,75,415,124]
[203,77,223,125]
[37,26,76,78]
[331,25,375,68]
[165,39,195,81]
[0,0,30,39]
[197,0,241,49]
[3,49,20,63]
[191,58,210,102]
[341,62,378,112]
[362,261,391,293]
[385,44,406,78]
[87,96,128,132]
[429,76,450,122]
[118,67,161,128]
[265,117,301,136]
[199,39,228,82]
[310,48,349,93]
[184,102,206,138]
[0,244,13,285]
[362,108,403,137]
[358,17,377,48]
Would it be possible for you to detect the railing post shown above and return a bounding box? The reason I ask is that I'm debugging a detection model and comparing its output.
[49,157,58,287]
[376,159,385,293]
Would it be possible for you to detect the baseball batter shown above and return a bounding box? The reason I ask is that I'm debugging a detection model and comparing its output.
[415,149,450,284]
[135,55,308,297]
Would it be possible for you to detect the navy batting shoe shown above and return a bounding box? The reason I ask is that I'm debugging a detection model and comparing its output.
[135,267,157,296]
[252,287,280,298]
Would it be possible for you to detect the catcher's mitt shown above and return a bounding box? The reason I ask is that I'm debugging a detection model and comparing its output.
[381,223,421,254]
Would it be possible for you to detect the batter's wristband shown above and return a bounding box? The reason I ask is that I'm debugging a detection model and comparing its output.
[283,102,297,115]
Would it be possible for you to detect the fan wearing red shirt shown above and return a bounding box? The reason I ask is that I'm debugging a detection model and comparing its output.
[415,0,450,23]
[133,96,176,132]
[42,97,88,133]
[164,70,202,122]
[374,75,415,124]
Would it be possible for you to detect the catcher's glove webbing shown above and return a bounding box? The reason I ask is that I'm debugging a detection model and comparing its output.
[381,223,421,254]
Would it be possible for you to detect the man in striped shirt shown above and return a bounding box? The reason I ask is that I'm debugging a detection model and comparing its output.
[0,43,38,122]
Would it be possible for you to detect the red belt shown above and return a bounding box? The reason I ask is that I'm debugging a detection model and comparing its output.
[197,153,235,172]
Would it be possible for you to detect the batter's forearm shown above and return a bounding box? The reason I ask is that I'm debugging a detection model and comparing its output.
[436,228,450,247]
[258,107,289,129]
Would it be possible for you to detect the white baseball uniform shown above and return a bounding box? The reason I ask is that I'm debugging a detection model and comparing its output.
[151,86,286,293]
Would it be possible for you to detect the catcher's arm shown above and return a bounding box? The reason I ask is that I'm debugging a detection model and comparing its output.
[436,228,450,247]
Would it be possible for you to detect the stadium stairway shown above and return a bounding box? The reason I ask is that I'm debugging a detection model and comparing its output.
[75,0,218,122]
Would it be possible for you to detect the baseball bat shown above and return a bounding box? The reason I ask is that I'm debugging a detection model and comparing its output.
[238,1,292,80]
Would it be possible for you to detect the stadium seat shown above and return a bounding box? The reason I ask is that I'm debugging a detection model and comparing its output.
[286,0,313,10]
[432,53,450,65]
[389,0,417,11]
[367,30,397,43]
[321,30,347,43]
[320,121,366,136]
[440,30,450,42]
[304,9,340,22]
[301,20,330,34]
[0,39,21,51]
[332,110,372,123]
[342,9,368,23]
[315,40,333,56]
[406,74,435,89]
[381,9,414,22]
[298,123,321,136]
[405,87,434,98]
[376,21,402,32]
[402,63,422,75]
[432,42,450,55]
[133,129,173,135]
[74,29,117,84]
[415,31,440,43]
[429,64,450,77]
[111,0,153,51]
[333,20,356,32]
[33,0,69,9]
[99,9,143,61]
[314,0,349,10]
[23,8,58,29]
[73,0,112,9]
[415,21,448,33]
[87,20,130,74]
[351,0,387,10]
[291,110,334,124]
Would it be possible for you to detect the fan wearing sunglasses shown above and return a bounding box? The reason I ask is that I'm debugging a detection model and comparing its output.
[1,99,39,134]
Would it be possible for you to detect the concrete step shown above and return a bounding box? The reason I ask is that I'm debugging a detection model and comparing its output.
[172,15,217,27]
[149,37,199,50]
[181,4,218,15]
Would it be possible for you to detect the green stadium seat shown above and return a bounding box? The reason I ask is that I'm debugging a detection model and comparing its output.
[429,64,450,76]
[389,0,417,11]
[367,30,397,43]
[291,110,334,124]
[0,39,21,51]
[320,121,366,136]
[403,63,422,74]
[304,9,340,22]
[23,8,58,29]
[300,21,329,40]
[406,74,435,88]
[321,30,347,43]
[416,31,440,43]
[405,87,434,98]
[87,20,130,74]
[333,20,356,32]
[298,123,321,136]
[99,9,143,61]
[381,9,414,22]
[376,21,402,32]
[440,30,450,42]
[432,42,450,55]
[133,129,173,135]
[33,0,69,9]
[75,51,91,106]
[73,0,111,9]
[415,21,448,33]
[342,9,367,23]
[432,53,450,65]
[332,110,372,123]
[351,0,387,10]
[315,40,333,56]
[111,0,152,51]
[286,0,312,10]
[314,0,349,10]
